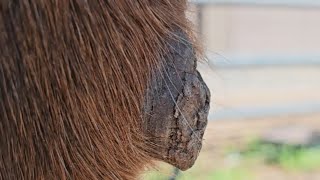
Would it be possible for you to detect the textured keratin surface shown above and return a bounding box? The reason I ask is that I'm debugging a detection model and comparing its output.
[143,30,210,170]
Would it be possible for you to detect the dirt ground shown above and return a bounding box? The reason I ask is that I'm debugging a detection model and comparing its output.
[204,113,320,150]
[193,113,320,180]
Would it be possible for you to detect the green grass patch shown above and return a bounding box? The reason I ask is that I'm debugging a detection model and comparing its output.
[207,168,251,180]
[143,167,252,180]
[242,140,320,171]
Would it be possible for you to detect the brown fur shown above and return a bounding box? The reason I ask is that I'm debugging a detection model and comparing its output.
[0,0,198,179]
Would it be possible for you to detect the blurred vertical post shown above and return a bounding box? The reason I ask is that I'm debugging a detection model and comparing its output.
[168,168,180,180]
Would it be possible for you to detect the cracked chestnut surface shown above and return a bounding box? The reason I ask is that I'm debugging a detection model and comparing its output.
[143,30,210,170]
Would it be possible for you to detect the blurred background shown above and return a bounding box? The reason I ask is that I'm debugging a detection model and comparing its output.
[143,0,320,179]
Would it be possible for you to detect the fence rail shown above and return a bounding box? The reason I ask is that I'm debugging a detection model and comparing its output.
[191,0,320,8]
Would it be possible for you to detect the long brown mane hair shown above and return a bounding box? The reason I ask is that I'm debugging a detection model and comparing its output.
[0,0,197,179]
